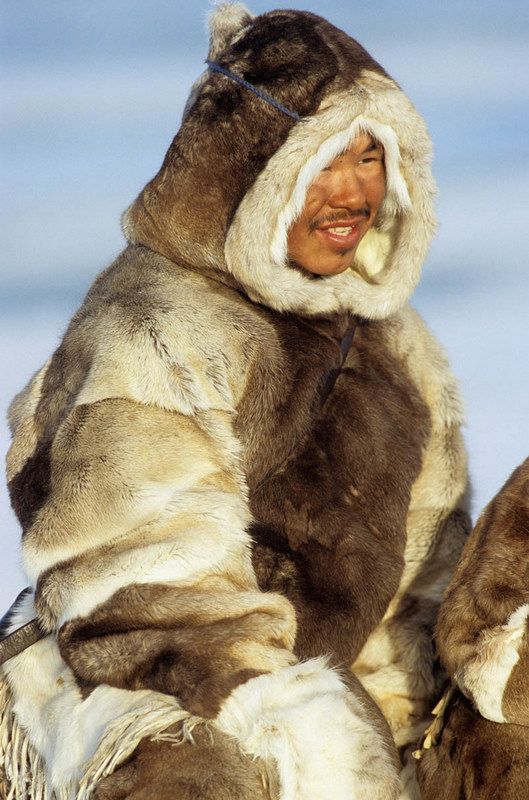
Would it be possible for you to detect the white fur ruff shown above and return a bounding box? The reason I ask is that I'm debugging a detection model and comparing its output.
[225,70,436,320]
[457,603,529,723]
[215,657,400,800]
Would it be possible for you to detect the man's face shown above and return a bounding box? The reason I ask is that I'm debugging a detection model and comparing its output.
[287,133,386,276]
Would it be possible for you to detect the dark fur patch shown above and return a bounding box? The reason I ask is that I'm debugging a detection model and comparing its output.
[417,691,529,800]
[8,442,51,533]
[242,316,430,663]
[93,724,273,800]
[58,582,288,718]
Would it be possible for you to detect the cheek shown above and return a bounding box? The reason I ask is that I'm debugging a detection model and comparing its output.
[367,172,386,213]
[304,180,330,211]
[288,193,325,250]
[286,221,303,254]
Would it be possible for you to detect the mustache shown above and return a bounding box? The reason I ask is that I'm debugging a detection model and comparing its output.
[309,208,370,232]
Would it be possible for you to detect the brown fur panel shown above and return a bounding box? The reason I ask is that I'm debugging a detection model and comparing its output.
[59,580,296,718]
[237,310,354,488]
[93,723,275,800]
[503,633,529,724]
[417,691,529,800]
[436,458,529,723]
[350,308,470,744]
[8,441,52,532]
[248,317,430,664]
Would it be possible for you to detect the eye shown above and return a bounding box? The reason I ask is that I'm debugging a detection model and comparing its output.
[359,153,383,165]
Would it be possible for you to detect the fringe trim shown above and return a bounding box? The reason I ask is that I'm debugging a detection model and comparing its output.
[0,669,203,800]
[0,672,56,800]
[77,699,201,800]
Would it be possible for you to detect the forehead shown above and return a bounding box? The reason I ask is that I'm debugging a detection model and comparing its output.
[341,131,380,156]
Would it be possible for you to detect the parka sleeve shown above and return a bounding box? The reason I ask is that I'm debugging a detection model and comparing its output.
[8,315,298,715]
[2,313,401,800]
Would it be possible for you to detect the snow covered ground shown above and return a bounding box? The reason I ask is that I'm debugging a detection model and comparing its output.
[1,0,528,610]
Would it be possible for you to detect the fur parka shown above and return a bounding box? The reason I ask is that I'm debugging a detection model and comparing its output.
[1,4,469,799]
[417,457,529,799]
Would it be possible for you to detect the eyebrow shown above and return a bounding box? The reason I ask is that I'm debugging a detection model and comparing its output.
[335,138,381,160]
[363,139,379,153]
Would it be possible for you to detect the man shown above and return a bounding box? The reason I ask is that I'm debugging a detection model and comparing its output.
[0,4,469,798]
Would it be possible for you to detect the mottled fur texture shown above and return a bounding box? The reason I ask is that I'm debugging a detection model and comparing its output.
[417,459,529,800]
[2,4,469,798]
[92,726,275,800]
[417,692,529,800]
[436,458,529,725]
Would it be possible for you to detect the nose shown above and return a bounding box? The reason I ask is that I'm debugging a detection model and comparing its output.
[327,164,366,211]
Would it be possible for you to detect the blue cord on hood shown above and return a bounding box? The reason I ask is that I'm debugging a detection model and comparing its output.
[206,60,302,122]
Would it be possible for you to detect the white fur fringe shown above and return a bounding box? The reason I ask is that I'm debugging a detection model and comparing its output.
[0,669,201,800]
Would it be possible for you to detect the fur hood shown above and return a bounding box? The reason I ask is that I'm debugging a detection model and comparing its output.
[122,3,436,320]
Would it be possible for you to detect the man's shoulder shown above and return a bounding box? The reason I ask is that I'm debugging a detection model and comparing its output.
[377,304,464,426]
[50,246,262,413]
[76,245,240,334]
[374,304,445,361]
[61,246,262,363]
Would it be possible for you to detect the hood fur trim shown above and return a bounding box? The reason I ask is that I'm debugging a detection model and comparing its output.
[225,70,436,319]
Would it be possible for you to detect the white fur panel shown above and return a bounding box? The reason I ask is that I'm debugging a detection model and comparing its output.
[25,490,252,627]
[7,359,50,437]
[457,603,529,723]
[225,71,436,319]
[22,471,249,582]
[73,314,236,416]
[6,359,51,482]
[2,594,192,794]
[55,527,251,628]
[215,657,400,800]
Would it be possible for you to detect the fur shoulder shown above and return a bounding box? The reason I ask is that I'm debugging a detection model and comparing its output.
[55,246,264,415]
[381,304,465,431]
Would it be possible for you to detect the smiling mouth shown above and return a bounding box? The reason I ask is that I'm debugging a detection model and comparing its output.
[315,224,363,250]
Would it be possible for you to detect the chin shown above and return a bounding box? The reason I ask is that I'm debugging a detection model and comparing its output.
[289,253,354,277]
[316,260,354,276]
